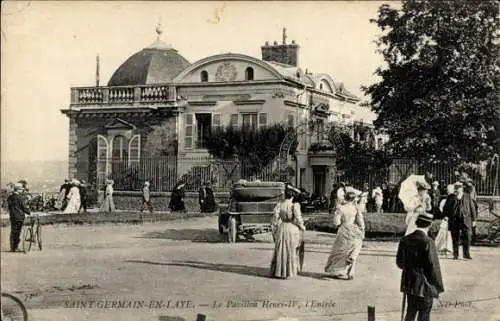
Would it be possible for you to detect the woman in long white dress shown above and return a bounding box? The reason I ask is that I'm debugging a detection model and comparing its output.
[63,180,81,214]
[434,184,454,255]
[324,191,365,280]
[100,180,116,212]
[270,187,306,279]
[405,183,432,235]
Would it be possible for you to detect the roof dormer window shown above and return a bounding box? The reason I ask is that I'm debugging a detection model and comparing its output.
[245,67,254,81]
[201,70,208,82]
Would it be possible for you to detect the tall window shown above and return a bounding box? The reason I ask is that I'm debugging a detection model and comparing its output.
[112,135,129,160]
[316,119,325,142]
[230,114,239,130]
[377,138,384,150]
[196,113,212,148]
[258,113,268,130]
[201,70,208,82]
[242,113,258,130]
[185,114,194,149]
[245,67,254,81]
[287,114,295,128]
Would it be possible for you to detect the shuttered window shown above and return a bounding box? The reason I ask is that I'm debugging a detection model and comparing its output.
[212,113,222,132]
[185,114,194,149]
[258,113,268,130]
[230,114,239,130]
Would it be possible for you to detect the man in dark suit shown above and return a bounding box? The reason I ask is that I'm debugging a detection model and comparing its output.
[442,181,476,260]
[78,180,88,213]
[397,212,444,321]
[7,183,31,252]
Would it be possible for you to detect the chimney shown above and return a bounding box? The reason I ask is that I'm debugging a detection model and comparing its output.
[261,28,300,67]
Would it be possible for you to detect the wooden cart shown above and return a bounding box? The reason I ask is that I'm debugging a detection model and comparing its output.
[218,181,285,243]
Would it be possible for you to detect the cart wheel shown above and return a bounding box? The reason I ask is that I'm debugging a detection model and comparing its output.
[22,228,32,253]
[227,216,237,243]
[36,224,42,251]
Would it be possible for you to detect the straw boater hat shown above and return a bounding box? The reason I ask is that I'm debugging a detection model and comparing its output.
[415,212,434,225]
[144,181,150,186]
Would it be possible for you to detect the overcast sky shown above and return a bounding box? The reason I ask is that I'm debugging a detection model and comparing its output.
[1,1,394,162]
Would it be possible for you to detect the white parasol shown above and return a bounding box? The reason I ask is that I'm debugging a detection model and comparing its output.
[398,175,430,212]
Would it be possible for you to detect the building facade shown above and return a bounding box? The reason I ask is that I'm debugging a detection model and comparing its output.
[62,29,375,197]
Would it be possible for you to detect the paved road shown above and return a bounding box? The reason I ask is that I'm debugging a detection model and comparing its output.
[1,217,499,321]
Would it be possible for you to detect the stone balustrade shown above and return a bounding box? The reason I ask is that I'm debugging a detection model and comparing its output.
[71,84,174,105]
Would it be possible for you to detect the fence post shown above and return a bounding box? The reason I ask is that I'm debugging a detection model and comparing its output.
[367,305,375,321]
[195,314,206,321]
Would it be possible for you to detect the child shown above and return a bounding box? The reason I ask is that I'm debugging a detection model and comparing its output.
[141,181,153,213]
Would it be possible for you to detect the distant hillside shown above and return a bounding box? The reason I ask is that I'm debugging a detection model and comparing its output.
[1,160,68,192]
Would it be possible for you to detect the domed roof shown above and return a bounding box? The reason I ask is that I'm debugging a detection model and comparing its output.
[108,37,190,87]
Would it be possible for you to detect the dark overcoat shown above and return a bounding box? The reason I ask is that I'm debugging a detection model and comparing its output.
[442,193,477,231]
[7,192,31,221]
[396,230,444,298]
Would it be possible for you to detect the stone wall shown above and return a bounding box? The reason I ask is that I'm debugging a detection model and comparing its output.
[106,192,500,217]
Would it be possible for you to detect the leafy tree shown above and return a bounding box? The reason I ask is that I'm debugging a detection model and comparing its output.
[327,124,391,186]
[364,0,500,166]
[204,124,297,175]
[144,121,178,156]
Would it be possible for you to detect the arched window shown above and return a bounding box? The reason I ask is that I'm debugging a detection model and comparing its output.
[200,70,208,82]
[319,83,323,90]
[377,138,384,149]
[112,135,129,160]
[245,67,254,81]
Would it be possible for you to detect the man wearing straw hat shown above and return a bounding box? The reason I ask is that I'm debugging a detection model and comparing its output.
[397,212,444,321]
[7,183,31,252]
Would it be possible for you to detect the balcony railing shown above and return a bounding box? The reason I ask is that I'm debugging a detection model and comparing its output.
[70,84,175,105]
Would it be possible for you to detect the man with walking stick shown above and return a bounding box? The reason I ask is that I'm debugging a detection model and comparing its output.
[396,212,444,321]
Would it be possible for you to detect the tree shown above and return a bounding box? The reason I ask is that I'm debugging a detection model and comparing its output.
[204,124,297,175]
[364,0,500,166]
[144,122,178,156]
[327,124,391,186]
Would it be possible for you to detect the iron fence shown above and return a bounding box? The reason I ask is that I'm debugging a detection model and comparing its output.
[336,157,500,196]
[97,156,277,192]
[86,156,499,195]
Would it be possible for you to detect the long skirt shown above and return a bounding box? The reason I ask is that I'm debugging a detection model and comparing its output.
[325,223,363,276]
[100,195,115,212]
[435,219,453,253]
[64,196,80,214]
[270,222,301,279]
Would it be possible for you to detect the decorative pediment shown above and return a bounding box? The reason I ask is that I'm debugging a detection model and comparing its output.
[104,118,136,130]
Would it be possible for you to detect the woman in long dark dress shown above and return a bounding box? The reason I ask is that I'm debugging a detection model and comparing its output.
[270,186,306,279]
[169,181,186,212]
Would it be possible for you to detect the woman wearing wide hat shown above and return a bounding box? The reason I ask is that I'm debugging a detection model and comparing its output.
[324,190,365,280]
[269,184,306,279]
[100,179,116,213]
